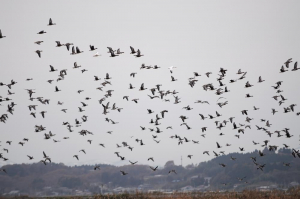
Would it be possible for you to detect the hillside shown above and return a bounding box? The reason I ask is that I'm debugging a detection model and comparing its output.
[0,148,299,196]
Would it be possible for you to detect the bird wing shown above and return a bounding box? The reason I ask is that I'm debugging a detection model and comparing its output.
[130,46,135,53]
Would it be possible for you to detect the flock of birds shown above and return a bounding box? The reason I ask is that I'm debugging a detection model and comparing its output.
[0,19,299,184]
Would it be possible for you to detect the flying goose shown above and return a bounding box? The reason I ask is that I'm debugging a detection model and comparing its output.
[168,170,177,174]
[139,83,147,91]
[171,76,177,81]
[148,157,154,162]
[48,18,56,26]
[93,52,100,57]
[79,149,86,154]
[109,50,119,57]
[65,43,73,51]
[292,62,299,71]
[258,76,265,83]
[135,49,143,57]
[37,30,46,34]
[34,41,43,45]
[150,166,158,171]
[120,170,128,175]
[117,49,124,54]
[73,155,79,160]
[89,45,97,51]
[280,66,288,73]
[27,155,34,160]
[284,58,292,68]
[0,29,6,38]
[35,50,42,58]
[168,66,176,73]
[55,41,64,47]
[130,46,136,54]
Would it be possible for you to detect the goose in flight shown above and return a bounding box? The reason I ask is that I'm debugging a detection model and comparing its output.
[284,58,292,68]
[73,155,79,160]
[292,62,299,71]
[65,43,73,51]
[55,41,64,47]
[89,45,97,51]
[168,170,177,174]
[148,157,154,162]
[18,142,25,146]
[34,41,43,45]
[49,65,57,72]
[27,155,34,160]
[120,170,128,175]
[94,165,101,170]
[258,150,265,157]
[40,160,47,165]
[139,83,147,91]
[168,66,176,73]
[237,69,245,74]
[171,76,177,81]
[280,66,288,73]
[117,49,124,54]
[35,50,42,58]
[37,30,46,34]
[70,46,77,55]
[230,156,236,161]
[258,76,265,83]
[48,18,56,26]
[93,52,100,57]
[205,72,212,77]
[130,46,136,54]
[135,49,143,57]
[129,161,138,165]
[150,166,158,171]
[283,162,291,167]
[0,29,6,38]
[109,50,119,57]
[79,149,86,154]
[76,46,83,54]
[43,151,49,159]
[40,111,47,118]
[55,86,61,92]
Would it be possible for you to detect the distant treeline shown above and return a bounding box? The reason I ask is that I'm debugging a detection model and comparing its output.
[0,148,299,194]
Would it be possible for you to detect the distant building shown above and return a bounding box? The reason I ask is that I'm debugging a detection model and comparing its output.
[7,190,20,196]
[204,177,212,184]
[290,182,299,187]
[181,186,195,192]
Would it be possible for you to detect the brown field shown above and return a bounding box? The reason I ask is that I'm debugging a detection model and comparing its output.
[3,188,300,199]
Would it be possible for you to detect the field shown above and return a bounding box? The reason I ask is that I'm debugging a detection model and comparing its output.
[3,188,300,199]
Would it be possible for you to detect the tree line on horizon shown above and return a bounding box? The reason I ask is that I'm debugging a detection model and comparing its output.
[0,148,299,195]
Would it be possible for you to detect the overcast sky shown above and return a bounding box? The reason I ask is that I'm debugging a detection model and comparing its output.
[0,0,300,167]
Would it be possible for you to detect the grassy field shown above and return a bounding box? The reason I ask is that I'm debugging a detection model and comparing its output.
[3,188,300,199]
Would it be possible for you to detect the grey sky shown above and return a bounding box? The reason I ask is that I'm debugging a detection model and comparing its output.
[0,0,300,167]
